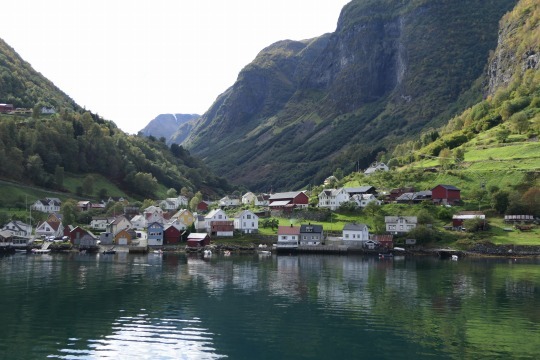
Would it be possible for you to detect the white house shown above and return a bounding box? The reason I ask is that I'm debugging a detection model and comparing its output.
[255,194,270,207]
[90,217,113,231]
[234,210,259,234]
[219,196,240,207]
[276,225,300,250]
[130,215,147,230]
[2,220,32,236]
[35,220,63,238]
[143,205,165,225]
[204,209,228,232]
[241,192,257,205]
[159,196,188,211]
[342,223,369,247]
[364,162,389,175]
[351,194,382,208]
[318,188,350,210]
[31,198,61,213]
[385,216,417,234]
[106,215,132,235]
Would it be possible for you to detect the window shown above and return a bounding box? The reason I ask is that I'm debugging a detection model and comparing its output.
[247,215,251,219]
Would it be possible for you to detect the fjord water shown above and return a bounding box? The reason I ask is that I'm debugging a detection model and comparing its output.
[0,253,539,359]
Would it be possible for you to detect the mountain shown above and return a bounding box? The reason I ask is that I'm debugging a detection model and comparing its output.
[0,39,232,200]
[182,0,517,191]
[140,113,199,144]
[0,38,79,111]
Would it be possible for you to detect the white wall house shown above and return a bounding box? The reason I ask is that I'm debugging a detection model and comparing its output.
[204,209,229,232]
[351,194,382,208]
[2,220,32,237]
[31,198,61,213]
[107,215,132,235]
[35,221,63,238]
[144,205,165,225]
[130,215,147,230]
[342,223,369,247]
[385,216,417,234]
[219,196,240,207]
[318,188,350,210]
[90,217,113,231]
[234,210,259,234]
[242,192,257,205]
[276,226,300,250]
[364,162,389,175]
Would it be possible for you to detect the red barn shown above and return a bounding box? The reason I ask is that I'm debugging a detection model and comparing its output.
[269,191,309,212]
[197,201,210,213]
[431,185,461,205]
[164,224,183,245]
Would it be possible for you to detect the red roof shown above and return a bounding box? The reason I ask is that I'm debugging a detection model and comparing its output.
[277,225,300,236]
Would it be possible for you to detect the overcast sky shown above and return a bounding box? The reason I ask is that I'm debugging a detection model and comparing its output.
[0,0,350,134]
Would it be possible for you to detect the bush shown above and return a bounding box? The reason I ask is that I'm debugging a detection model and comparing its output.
[463,217,489,232]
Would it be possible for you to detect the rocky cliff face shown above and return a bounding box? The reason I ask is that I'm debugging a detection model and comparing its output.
[487,0,540,95]
[183,0,517,191]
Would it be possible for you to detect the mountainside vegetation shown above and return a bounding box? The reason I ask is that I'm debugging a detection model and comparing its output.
[182,0,518,192]
[0,39,232,202]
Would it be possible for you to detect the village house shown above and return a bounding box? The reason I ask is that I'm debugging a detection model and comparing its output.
[114,228,138,245]
[31,198,61,213]
[385,216,417,234]
[431,185,461,205]
[170,209,195,226]
[196,201,211,213]
[130,214,146,230]
[351,193,382,208]
[234,210,259,234]
[342,223,369,247]
[318,188,350,210]
[35,220,64,238]
[164,224,184,245]
[2,220,32,237]
[143,205,165,224]
[204,209,229,232]
[242,192,257,205]
[299,224,324,246]
[0,103,14,113]
[147,222,164,246]
[211,221,234,237]
[68,226,98,247]
[386,187,415,202]
[364,162,389,175]
[186,233,210,248]
[77,201,93,212]
[218,196,240,208]
[106,215,132,235]
[372,234,394,250]
[255,194,270,207]
[395,191,432,204]
[344,186,377,197]
[276,225,301,250]
[0,230,13,247]
[159,195,188,211]
[90,216,109,231]
[269,191,309,212]
[452,211,485,230]
[194,214,207,232]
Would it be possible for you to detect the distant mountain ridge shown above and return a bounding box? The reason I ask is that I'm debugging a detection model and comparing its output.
[140,113,199,144]
[178,0,517,191]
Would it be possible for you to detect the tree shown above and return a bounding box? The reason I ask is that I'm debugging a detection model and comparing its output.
[491,191,509,214]
[26,154,45,183]
[166,188,177,198]
[521,187,540,217]
[438,148,452,169]
[189,191,203,211]
[364,201,382,217]
[55,166,64,188]
[509,112,529,134]
[495,128,511,143]
[453,148,465,167]
[61,199,79,226]
[82,175,95,196]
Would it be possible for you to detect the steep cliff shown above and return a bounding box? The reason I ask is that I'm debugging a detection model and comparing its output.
[184,0,517,191]
[140,113,199,144]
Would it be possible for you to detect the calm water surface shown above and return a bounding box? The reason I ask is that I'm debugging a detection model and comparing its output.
[0,252,539,359]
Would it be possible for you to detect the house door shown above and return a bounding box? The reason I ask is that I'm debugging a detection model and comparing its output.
[118,237,128,245]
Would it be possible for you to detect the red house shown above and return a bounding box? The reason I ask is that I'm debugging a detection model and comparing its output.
[0,104,14,113]
[186,233,210,248]
[197,201,210,213]
[269,191,309,212]
[431,185,461,205]
[164,224,183,245]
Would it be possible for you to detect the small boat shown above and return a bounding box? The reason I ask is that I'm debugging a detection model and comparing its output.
[378,253,393,258]
[203,249,212,257]
[103,248,116,255]
[259,250,271,256]
[223,250,231,256]
[32,248,51,254]
[153,249,163,254]
[451,254,458,261]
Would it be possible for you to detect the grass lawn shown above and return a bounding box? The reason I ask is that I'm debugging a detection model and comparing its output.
[487,217,540,245]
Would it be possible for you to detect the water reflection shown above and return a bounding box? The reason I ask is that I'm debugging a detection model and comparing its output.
[51,313,225,359]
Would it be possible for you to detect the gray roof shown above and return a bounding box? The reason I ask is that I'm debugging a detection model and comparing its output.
[344,186,375,194]
[269,191,304,200]
[343,223,368,231]
[300,224,323,233]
